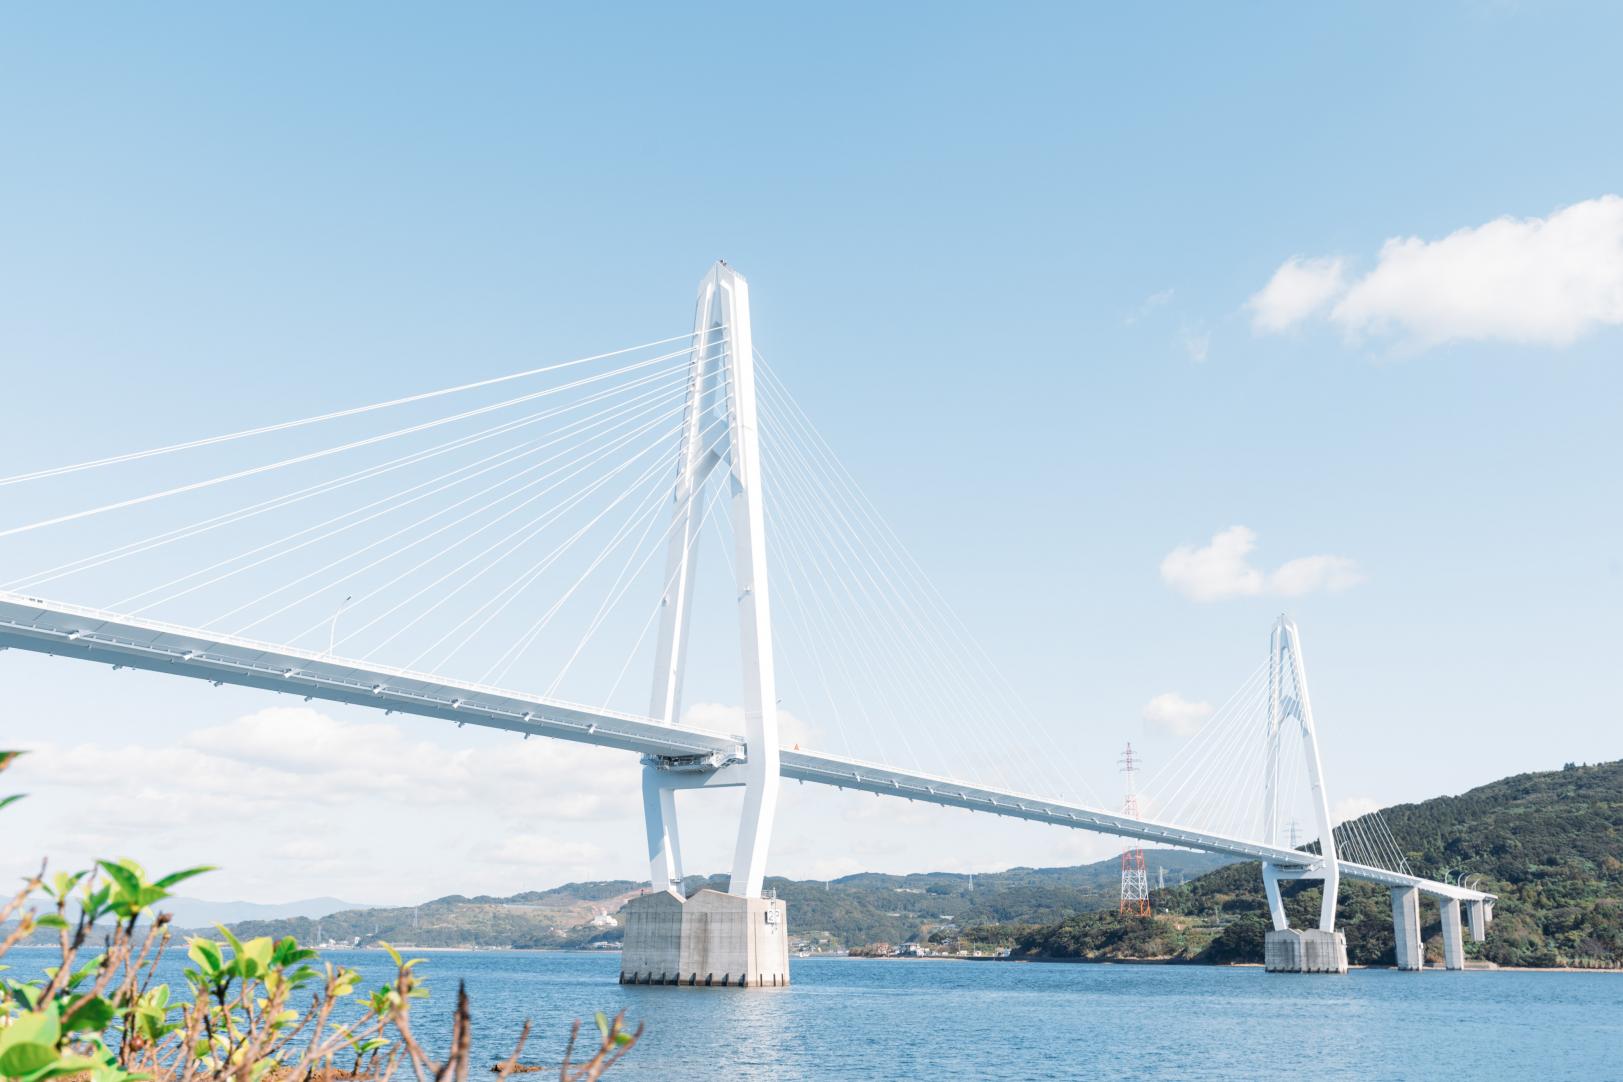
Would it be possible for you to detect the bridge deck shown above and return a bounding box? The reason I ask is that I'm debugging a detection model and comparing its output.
[0,592,1490,903]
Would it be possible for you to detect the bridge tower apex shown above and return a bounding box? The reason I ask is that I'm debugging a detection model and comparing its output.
[641,261,781,900]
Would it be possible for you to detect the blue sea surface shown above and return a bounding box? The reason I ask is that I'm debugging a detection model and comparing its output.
[9,948,1620,1080]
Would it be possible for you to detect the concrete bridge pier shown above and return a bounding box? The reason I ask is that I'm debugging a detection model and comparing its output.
[619,888,789,988]
[1390,886,1424,971]
[1439,897,1465,970]
[1466,898,1489,943]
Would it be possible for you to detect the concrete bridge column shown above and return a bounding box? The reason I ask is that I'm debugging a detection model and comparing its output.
[1466,898,1488,943]
[1390,886,1423,971]
[1439,897,1465,970]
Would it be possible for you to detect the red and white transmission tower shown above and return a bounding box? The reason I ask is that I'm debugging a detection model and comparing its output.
[1119,742,1151,916]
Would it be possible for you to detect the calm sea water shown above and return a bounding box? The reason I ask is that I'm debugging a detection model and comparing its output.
[10,947,1620,1080]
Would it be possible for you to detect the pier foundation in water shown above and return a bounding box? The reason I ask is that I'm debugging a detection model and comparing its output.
[1263,928,1349,974]
[619,888,790,988]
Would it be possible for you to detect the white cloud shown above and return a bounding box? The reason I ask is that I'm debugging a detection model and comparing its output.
[1159,526,1365,602]
[1246,256,1346,333]
[1141,692,1213,737]
[487,834,605,868]
[9,707,639,894]
[1269,554,1365,597]
[1332,796,1383,826]
[1250,195,1623,347]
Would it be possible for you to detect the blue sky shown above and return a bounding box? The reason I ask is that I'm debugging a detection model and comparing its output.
[2,3,1620,903]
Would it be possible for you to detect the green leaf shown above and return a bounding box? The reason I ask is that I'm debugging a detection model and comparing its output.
[33,914,68,930]
[0,1005,63,1051]
[23,1054,106,1082]
[152,866,215,891]
[97,860,143,899]
[594,1011,609,1038]
[64,994,118,1032]
[238,937,274,979]
[1,1045,65,1079]
[216,924,246,958]
[187,939,224,974]
[0,793,24,812]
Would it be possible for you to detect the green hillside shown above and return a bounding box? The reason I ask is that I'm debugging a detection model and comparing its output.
[1013,759,1623,968]
[213,851,1229,951]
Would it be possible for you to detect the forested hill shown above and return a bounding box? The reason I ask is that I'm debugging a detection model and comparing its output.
[1015,759,1623,968]
[212,851,1230,951]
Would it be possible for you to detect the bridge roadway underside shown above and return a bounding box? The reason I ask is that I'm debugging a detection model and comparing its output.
[0,593,1490,906]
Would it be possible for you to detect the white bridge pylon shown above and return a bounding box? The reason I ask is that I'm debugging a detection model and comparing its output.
[1262,615,1341,933]
[643,262,780,900]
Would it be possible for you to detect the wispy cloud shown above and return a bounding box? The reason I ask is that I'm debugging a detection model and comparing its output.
[1160,526,1364,602]
[1141,692,1213,736]
[1125,288,1175,325]
[1179,324,1211,363]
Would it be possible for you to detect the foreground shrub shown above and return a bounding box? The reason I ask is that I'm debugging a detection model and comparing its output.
[0,751,639,1081]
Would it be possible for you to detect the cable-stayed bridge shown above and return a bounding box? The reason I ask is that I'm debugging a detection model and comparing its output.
[0,262,1491,983]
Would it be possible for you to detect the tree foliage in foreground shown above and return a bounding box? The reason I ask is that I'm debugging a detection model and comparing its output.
[0,751,640,1082]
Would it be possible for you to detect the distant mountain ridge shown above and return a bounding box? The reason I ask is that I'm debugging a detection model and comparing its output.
[162,895,372,927]
[215,851,1233,951]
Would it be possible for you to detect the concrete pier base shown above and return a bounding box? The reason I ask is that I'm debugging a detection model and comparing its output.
[618,888,790,988]
[1440,897,1465,970]
[1264,929,1349,974]
[1391,887,1424,971]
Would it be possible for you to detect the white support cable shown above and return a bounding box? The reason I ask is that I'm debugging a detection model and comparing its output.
[370,407,733,669]
[331,412,691,654]
[0,332,702,488]
[257,405,687,644]
[761,437,937,774]
[482,478,673,687]
[765,412,1058,799]
[1149,665,1269,831]
[478,412,737,687]
[757,385,1040,796]
[539,398,735,698]
[122,377,694,616]
[597,479,733,713]
[758,506,857,760]
[540,473,681,697]
[760,422,1023,794]
[758,488,901,768]
[415,400,727,684]
[756,363,1099,807]
[440,466,673,681]
[705,488,859,756]
[0,347,694,541]
[220,393,693,634]
[1169,679,1268,837]
[755,449,924,775]
[1377,813,1413,874]
[434,433,700,680]
[756,507,857,760]
[1140,661,1268,818]
[1189,696,1256,837]
[4,362,691,593]
[1151,663,1267,811]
